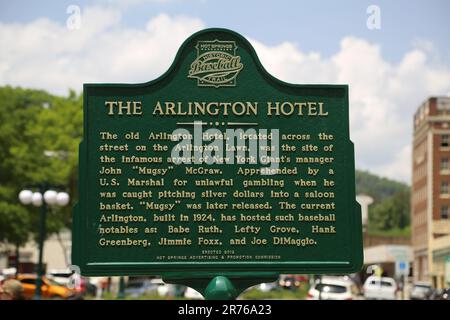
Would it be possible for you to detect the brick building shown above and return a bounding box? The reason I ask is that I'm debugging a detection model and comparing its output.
[412,96,450,288]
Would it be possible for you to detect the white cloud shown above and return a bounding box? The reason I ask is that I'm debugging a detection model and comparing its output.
[99,0,171,8]
[0,9,204,93]
[1,9,450,183]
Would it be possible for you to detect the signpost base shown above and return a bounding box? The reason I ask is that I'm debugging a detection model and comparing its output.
[163,273,279,300]
[204,276,237,300]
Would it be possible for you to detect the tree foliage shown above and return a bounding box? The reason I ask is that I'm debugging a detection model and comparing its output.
[356,170,408,203]
[369,189,410,230]
[0,86,82,246]
[356,170,410,232]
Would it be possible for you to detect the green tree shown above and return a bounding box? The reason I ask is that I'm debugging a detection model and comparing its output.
[356,170,408,203]
[0,86,50,247]
[355,170,411,233]
[369,189,411,231]
[0,86,82,250]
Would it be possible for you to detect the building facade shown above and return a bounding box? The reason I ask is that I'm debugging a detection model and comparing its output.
[0,230,72,272]
[412,97,450,288]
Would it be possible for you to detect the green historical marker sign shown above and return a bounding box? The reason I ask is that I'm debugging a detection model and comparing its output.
[72,28,363,297]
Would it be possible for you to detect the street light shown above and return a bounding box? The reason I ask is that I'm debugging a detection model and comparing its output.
[19,185,70,299]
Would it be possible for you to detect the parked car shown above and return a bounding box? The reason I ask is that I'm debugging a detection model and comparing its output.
[184,287,204,300]
[258,281,278,292]
[47,269,72,287]
[125,278,173,298]
[279,274,308,290]
[16,274,77,300]
[307,277,360,300]
[363,276,397,300]
[410,282,433,300]
[279,275,301,289]
[434,288,450,300]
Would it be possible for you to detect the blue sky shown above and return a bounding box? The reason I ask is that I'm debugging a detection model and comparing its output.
[0,0,449,182]
[1,0,449,64]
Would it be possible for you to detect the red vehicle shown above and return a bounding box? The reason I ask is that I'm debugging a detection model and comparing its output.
[278,274,308,289]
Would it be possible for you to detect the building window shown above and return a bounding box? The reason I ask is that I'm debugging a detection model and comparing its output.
[441,181,449,194]
[441,158,449,171]
[441,135,449,147]
[441,206,449,219]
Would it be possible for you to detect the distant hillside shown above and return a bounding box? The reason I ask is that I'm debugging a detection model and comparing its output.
[356,170,409,203]
[355,170,410,233]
